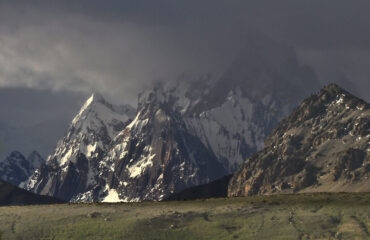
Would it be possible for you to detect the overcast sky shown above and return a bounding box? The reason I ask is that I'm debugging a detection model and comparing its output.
[0,1,369,133]
[1,0,369,105]
[1,0,370,157]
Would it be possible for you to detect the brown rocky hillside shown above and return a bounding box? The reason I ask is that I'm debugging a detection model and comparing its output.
[228,84,370,197]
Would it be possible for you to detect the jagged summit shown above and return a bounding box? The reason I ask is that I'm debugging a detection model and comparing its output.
[311,83,363,100]
[275,83,369,134]
[26,32,323,202]
[308,83,358,101]
[228,84,370,197]
[318,83,368,107]
[71,93,103,125]
[90,92,105,102]
[70,93,135,139]
[25,94,136,201]
[72,93,134,126]
[8,151,23,159]
[323,83,342,91]
[100,89,227,202]
[189,32,320,115]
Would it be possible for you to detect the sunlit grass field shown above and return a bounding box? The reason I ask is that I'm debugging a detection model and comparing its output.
[0,193,369,240]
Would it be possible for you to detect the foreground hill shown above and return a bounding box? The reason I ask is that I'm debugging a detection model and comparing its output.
[0,180,64,206]
[0,193,368,239]
[229,84,370,197]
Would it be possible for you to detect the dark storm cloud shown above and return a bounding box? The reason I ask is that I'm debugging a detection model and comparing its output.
[0,0,369,103]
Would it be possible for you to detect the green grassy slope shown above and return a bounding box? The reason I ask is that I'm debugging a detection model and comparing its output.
[0,193,369,240]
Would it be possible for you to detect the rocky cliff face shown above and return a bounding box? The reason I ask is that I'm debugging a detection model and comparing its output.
[142,33,320,173]
[0,151,43,186]
[25,94,135,201]
[228,84,370,197]
[99,89,227,202]
[25,32,321,202]
[179,34,319,172]
[98,35,319,202]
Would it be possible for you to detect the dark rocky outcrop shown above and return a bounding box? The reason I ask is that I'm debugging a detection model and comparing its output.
[0,180,64,206]
[166,175,232,200]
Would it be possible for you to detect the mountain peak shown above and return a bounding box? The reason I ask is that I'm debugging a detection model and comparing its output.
[0,150,43,187]
[272,84,369,138]
[228,84,370,197]
[90,92,105,103]
[323,83,342,91]
[320,83,347,96]
[300,83,368,110]
[82,92,106,109]
[71,93,108,125]
[9,151,24,159]
[26,91,136,200]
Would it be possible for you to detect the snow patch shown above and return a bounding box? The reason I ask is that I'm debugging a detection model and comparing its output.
[102,188,122,203]
[127,153,155,178]
[126,112,149,131]
[59,149,73,166]
[336,96,344,104]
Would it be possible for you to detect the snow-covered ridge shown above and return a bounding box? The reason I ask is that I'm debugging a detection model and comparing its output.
[135,74,302,172]
[47,93,135,167]
[25,93,136,200]
[71,93,135,137]
[72,93,96,125]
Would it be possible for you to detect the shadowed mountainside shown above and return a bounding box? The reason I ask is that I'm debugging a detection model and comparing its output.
[0,180,64,206]
[166,175,232,200]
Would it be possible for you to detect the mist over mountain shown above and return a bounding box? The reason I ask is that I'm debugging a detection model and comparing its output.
[1,1,370,160]
[0,1,369,206]
[24,32,323,202]
[0,4,369,240]
[1,1,370,102]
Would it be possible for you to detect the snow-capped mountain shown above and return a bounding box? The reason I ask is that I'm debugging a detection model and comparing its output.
[95,87,227,202]
[26,32,321,202]
[142,34,320,173]
[25,94,135,200]
[0,151,43,186]
[184,36,319,172]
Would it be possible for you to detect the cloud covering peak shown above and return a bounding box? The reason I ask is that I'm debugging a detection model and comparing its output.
[0,0,370,103]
